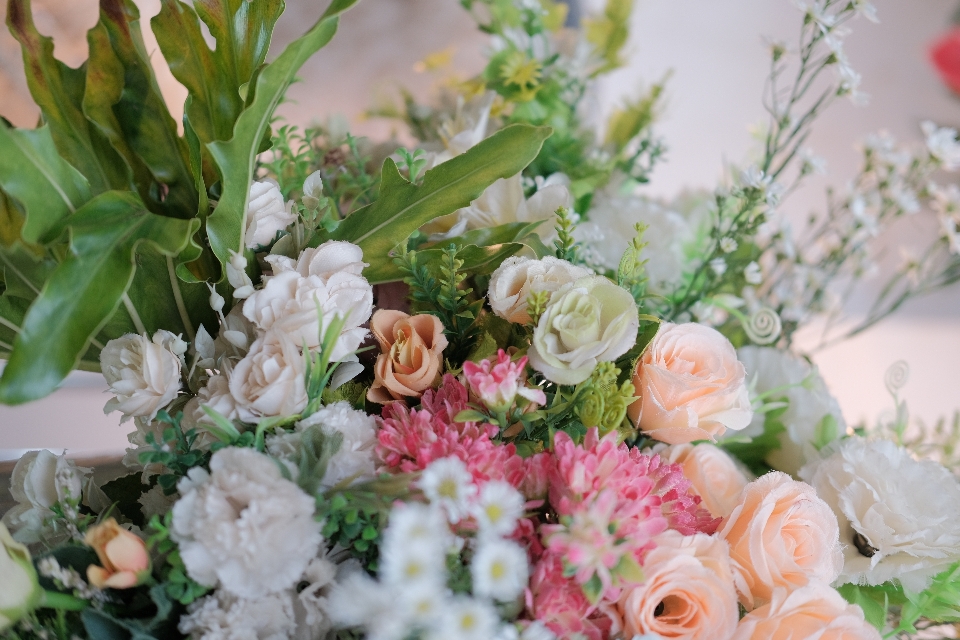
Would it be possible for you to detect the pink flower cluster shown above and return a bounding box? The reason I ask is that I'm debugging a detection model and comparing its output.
[376,375,548,499]
[463,350,546,412]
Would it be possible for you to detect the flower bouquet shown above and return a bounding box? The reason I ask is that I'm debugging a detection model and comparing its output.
[1,0,960,639]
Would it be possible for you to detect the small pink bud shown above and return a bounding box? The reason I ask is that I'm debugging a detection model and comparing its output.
[84,518,151,589]
[463,350,544,413]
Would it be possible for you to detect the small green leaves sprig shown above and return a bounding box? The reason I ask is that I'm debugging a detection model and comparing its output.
[147,512,210,606]
[572,362,638,436]
[140,411,212,496]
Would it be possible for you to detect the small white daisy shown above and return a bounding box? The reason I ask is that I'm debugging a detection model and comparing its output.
[420,457,478,523]
[471,480,525,537]
[471,538,529,602]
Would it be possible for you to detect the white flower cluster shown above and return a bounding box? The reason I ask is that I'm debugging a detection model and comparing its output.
[2,450,89,543]
[327,457,543,640]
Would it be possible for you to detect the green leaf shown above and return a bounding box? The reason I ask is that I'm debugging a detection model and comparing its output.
[83,0,197,217]
[205,0,357,271]
[6,0,126,193]
[0,191,199,404]
[0,122,91,243]
[332,124,552,283]
[100,473,154,528]
[837,583,899,631]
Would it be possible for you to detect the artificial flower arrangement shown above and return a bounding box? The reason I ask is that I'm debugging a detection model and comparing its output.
[2,0,960,639]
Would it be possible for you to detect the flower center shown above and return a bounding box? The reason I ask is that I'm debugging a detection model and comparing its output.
[654,601,665,617]
[852,531,878,558]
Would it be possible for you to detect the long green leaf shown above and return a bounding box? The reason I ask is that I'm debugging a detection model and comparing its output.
[0,191,199,404]
[332,124,552,282]
[0,123,91,243]
[205,0,357,269]
[6,0,126,193]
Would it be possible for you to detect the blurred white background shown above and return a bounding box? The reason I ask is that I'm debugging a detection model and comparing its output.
[0,0,958,461]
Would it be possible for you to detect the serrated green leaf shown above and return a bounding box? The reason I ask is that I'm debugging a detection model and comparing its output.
[0,122,91,244]
[0,191,199,404]
[205,1,357,270]
[84,0,197,217]
[6,0,126,193]
[333,124,552,283]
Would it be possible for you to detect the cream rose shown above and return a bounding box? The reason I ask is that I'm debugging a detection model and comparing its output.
[100,330,186,422]
[244,179,297,249]
[799,438,960,592]
[487,256,592,324]
[0,523,41,632]
[719,472,843,610]
[652,443,750,519]
[528,275,639,385]
[3,450,90,543]
[229,330,308,420]
[618,530,739,640]
[629,322,751,444]
[731,583,882,640]
[367,310,448,403]
[267,240,367,280]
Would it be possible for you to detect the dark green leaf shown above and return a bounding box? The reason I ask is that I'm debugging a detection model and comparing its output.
[0,191,199,404]
[205,1,357,270]
[101,473,155,528]
[0,122,91,243]
[333,124,552,283]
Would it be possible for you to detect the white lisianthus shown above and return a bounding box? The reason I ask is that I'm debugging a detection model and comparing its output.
[529,275,639,385]
[179,589,297,640]
[243,242,373,360]
[228,330,308,421]
[266,401,378,488]
[799,437,960,592]
[245,179,297,249]
[171,447,322,598]
[487,256,592,324]
[0,523,41,632]
[736,346,845,476]
[3,450,89,542]
[100,330,186,422]
[471,538,529,602]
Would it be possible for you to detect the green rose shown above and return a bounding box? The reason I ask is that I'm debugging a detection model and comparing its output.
[529,275,639,385]
[0,523,41,632]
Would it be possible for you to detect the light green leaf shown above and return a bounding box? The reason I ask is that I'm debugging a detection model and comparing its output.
[0,191,199,404]
[332,124,552,282]
[205,0,357,270]
[0,123,91,244]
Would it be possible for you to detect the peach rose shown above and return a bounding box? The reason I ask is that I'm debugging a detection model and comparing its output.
[731,583,882,640]
[618,530,738,640]
[367,310,448,403]
[718,472,843,610]
[629,322,752,444]
[84,518,151,589]
[652,443,750,519]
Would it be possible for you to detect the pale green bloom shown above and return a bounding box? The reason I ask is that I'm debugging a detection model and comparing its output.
[529,276,639,385]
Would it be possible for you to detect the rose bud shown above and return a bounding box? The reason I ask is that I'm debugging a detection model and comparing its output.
[84,518,151,589]
[0,523,42,631]
[463,350,546,413]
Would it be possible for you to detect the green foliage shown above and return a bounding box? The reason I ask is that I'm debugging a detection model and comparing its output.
[395,148,429,185]
[837,583,903,632]
[583,0,633,75]
[99,473,155,529]
[526,290,550,328]
[139,410,212,496]
[618,222,649,307]
[148,512,210,606]
[572,362,637,435]
[898,562,960,633]
[436,245,484,360]
[330,124,551,283]
[303,312,349,417]
[553,206,579,262]
[721,400,788,476]
[0,192,199,404]
[295,425,344,497]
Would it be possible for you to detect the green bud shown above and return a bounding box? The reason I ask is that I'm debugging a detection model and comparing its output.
[0,523,42,631]
[577,388,605,428]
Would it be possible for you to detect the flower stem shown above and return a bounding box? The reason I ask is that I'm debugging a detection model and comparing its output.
[41,590,87,611]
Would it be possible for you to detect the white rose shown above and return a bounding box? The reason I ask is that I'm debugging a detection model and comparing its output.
[171,447,322,598]
[799,437,960,592]
[100,330,185,422]
[267,240,367,280]
[488,256,592,324]
[2,451,89,543]
[0,523,41,632]
[736,346,845,476]
[528,275,639,385]
[245,179,297,249]
[229,330,308,420]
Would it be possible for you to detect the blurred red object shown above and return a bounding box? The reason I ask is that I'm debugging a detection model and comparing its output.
[931,27,960,94]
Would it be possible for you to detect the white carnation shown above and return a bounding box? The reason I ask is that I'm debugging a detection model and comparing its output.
[799,438,960,591]
[171,447,322,598]
[736,346,845,475]
[487,256,592,324]
[228,330,308,421]
[266,401,377,488]
[245,179,297,249]
[179,589,297,640]
[100,330,186,422]
[243,241,373,361]
[575,188,708,293]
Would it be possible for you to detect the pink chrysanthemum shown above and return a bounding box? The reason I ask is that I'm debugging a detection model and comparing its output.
[526,552,615,640]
